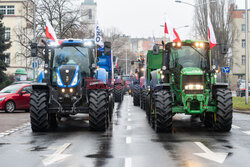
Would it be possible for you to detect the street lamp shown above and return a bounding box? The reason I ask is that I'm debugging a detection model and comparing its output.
[175,0,216,7]
[160,25,189,29]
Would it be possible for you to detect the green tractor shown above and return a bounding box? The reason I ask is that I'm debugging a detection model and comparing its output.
[147,40,232,132]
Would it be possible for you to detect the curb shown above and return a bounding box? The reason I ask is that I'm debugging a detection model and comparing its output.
[234,109,250,115]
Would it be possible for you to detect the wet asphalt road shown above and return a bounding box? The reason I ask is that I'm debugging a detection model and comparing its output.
[1,95,250,167]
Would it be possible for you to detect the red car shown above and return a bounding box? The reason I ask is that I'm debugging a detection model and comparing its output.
[0,84,32,112]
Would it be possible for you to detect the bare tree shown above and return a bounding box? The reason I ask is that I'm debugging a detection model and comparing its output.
[194,0,236,69]
[103,27,137,74]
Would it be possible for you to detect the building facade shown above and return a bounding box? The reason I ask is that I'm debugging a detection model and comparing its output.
[81,0,97,37]
[231,9,250,85]
[0,0,33,77]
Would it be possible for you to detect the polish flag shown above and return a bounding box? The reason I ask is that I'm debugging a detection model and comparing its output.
[207,16,217,49]
[164,18,181,42]
[46,20,59,44]
[115,57,119,69]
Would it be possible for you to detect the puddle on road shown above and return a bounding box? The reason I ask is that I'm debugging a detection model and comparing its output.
[86,154,113,159]
[0,143,10,146]
[30,146,48,151]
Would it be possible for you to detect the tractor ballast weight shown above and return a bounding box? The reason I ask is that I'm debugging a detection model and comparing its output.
[29,39,114,132]
[147,40,232,133]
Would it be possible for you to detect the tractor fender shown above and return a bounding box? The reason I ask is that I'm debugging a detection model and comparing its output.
[31,83,49,91]
[150,70,159,89]
[96,68,108,84]
[213,83,228,89]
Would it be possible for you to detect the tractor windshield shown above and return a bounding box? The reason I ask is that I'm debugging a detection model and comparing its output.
[52,46,91,74]
[169,46,208,69]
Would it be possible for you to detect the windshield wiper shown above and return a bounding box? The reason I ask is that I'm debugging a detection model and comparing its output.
[74,47,86,57]
[190,46,206,57]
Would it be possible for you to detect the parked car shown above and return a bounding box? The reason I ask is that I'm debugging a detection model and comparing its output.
[0,84,32,112]
[236,82,250,97]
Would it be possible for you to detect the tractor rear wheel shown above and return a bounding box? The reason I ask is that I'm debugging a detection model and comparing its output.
[154,90,172,133]
[214,88,233,132]
[89,90,108,131]
[114,84,123,102]
[133,84,140,106]
[30,90,49,132]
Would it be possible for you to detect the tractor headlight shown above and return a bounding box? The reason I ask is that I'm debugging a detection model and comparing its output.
[69,88,74,93]
[184,84,204,90]
[161,75,165,79]
[177,42,182,47]
[61,88,66,93]
[57,73,63,86]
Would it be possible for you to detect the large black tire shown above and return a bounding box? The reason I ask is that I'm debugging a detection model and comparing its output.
[30,90,49,132]
[154,90,172,133]
[140,89,147,110]
[114,84,123,102]
[214,88,233,132]
[145,94,151,123]
[89,90,109,131]
[133,84,140,106]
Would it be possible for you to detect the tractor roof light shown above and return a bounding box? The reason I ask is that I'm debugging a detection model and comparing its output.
[195,42,200,48]
[172,43,176,47]
[177,42,182,47]
[199,42,204,48]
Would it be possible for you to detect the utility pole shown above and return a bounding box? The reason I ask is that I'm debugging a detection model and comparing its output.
[126,48,128,75]
[33,0,36,80]
[245,0,249,104]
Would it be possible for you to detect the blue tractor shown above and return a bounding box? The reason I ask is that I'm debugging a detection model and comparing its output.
[30,39,114,132]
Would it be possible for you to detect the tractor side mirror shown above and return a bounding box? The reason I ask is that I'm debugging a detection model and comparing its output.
[104,41,111,56]
[131,61,134,65]
[153,45,159,55]
[221,44,228,54]
[30,43,38,57]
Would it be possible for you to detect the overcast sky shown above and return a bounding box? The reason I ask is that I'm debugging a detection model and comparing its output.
[95,0,246,39]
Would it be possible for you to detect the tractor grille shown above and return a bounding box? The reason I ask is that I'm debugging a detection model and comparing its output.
[182,75,203,94]
[59,65,76,86]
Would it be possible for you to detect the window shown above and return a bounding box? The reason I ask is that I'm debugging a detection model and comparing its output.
[7,6,14,15]
[242,39,246,48]
[4,53,10,65]
[20,86,32,94]
[5,28,10,41]
[242,24,246,32]
[242,12,246,19]
[242,55,246,65]
[0,5,14,15]
[89,9,92,20]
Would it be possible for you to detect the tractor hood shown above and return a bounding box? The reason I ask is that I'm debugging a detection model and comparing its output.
[181,67,203,75]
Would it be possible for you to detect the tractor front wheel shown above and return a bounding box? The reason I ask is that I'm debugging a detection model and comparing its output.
[133,84,140,106]
[89,90,109,131]
[214,88,233,132]
[154,90,172,133]
[30,90,49,132]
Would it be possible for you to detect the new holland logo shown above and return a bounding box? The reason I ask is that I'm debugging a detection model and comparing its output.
[66,76,69,82]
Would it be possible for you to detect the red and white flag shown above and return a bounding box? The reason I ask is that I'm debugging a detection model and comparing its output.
[164,19,181,42]
[46,20,59,44]
[207,16,216,49]
[115,57,119,69]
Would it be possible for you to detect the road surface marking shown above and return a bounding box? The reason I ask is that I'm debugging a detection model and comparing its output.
[243,131,250,135]
[193,142,228,164]
[232,125,240,129]
[125,157,132,167]
[42,143,71,166]
[0,122,30,138]
[126,137,132,144]
[128,118,131,122]
[127,126,132,130]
